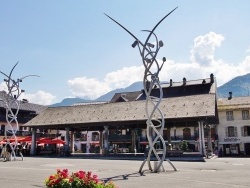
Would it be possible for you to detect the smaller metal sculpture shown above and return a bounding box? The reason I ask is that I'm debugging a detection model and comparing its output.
[105,7,177,173]
[0,62,38,161]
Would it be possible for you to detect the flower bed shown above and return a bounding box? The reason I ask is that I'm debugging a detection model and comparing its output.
[45,169,118,188]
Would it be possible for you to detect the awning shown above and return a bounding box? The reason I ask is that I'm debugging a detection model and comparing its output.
[1,136,32,143]
[37,138,65,145]
[19,136,32,142]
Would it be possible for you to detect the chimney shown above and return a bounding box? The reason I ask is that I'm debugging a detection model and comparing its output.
[228,92,232,100]
[210,73,214,83]
[22,99,28,103]
[183,77,186,86]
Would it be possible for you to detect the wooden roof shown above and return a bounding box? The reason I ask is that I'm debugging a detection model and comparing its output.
[110,91,142,103]
[25,93,217,130]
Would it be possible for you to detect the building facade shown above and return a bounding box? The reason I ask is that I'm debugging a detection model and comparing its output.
[217,96,250,156]
[0,91,47,140]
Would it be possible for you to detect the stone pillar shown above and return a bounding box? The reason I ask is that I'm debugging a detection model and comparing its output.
[167,128,171,146]
[30,128,37,156]
[207,125,212,155]
[65,127,70,156]
[103,126,109,155]
[99,130,103,154]
[71,131,75,153]
[137,129,141,152]
[198,121,203,156]
[201,121,206,156]
[131,129,136,154]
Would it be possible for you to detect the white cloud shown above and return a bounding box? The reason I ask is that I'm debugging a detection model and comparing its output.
[190,32,224,66]
[67,66,144,100]
[21,91,57,105]
[104,66,144,88]
[161,32,249,87]
[0,81,56,105]
[67,32,250,99]
[68,77,111,100]
[188,32,250,86]
[160,59,202,83]
[0,82,7,91]
[247,46,250,53]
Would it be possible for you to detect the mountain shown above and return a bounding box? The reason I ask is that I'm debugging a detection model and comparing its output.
[50,97,93,107]
[50,81,144,107]
[95,81,143,101]
[50,73,250,107]
[217,73,250,98]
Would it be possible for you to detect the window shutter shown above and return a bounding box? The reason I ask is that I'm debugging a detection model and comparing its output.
[234,127,238,137]
[225,127,228,137]
[241,126,244,137]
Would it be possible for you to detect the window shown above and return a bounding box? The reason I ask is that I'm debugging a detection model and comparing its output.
[242,110,249,120]
[0,124,5,136]
[226,111,234,121]
[183,128,191,140]
[92,132,99,141]
[74,131,81,138]
[81,133,87,141]
[226,126,237,137]
[241,126,250,136]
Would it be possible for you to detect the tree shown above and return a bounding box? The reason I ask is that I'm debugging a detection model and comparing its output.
[180,140,188,151]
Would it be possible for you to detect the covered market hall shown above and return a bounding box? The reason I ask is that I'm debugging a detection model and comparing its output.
[24,74,219,157]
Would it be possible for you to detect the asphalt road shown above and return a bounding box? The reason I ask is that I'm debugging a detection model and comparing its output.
[0,156,249,188]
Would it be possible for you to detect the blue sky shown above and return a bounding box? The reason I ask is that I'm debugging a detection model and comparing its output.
[0,1,250,105]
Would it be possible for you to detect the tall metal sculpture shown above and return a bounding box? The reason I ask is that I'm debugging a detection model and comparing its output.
[0,62,38,161]
[105,7,178,173]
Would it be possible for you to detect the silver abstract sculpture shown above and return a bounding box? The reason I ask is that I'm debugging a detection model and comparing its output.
[105,7,178,173]
[0,62,38,161]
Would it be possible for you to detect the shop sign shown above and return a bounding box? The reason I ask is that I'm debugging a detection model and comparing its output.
[224,137,240,142]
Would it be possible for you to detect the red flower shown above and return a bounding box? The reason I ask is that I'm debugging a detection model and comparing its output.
[50,175,56,181]
[45,169,118,188]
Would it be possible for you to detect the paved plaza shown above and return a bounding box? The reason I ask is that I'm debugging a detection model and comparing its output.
[0,156,250,188]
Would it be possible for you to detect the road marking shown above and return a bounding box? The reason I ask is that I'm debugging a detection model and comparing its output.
[200,169,216,172]
[41,163,75,167]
